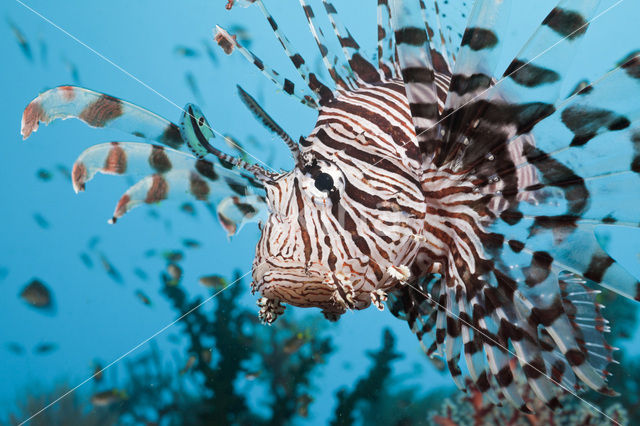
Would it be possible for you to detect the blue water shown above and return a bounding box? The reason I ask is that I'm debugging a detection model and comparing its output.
[2,0,640,424]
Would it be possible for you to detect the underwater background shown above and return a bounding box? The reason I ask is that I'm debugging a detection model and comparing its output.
[2,0,640,424]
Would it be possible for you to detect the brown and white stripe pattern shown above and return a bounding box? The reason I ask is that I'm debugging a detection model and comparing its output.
[20,0,640,413]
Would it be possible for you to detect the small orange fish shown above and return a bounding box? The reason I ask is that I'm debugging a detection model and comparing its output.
[135,289,152,307]
[179,355,196,375]
[199,274,228,289]
[91,389,127,407]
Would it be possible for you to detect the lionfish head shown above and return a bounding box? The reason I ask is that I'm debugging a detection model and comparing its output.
[252,156,365,315]
[251,89,427,318]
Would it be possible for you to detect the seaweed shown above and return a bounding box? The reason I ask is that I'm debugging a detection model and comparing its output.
[8,384,119,426]
[429,378,628,426]
[6,252,640,425]
[114,256,334,425]
[330,328,402,426]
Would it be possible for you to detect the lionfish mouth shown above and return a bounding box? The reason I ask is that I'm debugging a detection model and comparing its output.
[252,259,345,310]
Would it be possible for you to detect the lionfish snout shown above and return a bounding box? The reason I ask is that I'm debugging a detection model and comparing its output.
[252,258,333,306]
[251,252,373,320]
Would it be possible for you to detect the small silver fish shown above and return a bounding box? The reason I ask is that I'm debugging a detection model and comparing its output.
[7,19,32,62]
[79,252,93,269]
[202,40,218,66]
[99,254,123,283]
[167,263,182,284]
[244,370,261,381]
[87,235,100,250]
[55,164,72,182]
[185,71,205,106]
[162,250,183,263]
[133,268,148,281]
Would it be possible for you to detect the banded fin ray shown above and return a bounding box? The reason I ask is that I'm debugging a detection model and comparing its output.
[445,0,513,109]
[214,26,320,109]
[430,0,472,65]
[254,0,329,102]
[21,86,184,150]
[377,0,400,79]
[417,0,453,77]
[477,56,640,302]
[389,0,441,147]
[463,52,639,193]
[299,0,354,91]
[496,0,601,106]
[70,141,265,232]
[321,0,380,84]
[216,194,267,236]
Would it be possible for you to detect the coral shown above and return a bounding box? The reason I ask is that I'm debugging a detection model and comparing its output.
[330,328,403,426]
[7,384,119,426]
[114,256,334,425]
[429,378,628,426]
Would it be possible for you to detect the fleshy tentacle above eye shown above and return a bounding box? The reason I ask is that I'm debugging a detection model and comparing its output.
[236,85,301,166]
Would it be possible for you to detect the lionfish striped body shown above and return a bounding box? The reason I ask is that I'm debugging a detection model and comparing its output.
[19,0,640,412]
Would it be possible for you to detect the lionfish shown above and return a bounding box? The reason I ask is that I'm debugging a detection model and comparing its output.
[19,0,640,412]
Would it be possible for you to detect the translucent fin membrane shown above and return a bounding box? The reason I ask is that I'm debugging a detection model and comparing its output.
[417,0,452,75]
[216,194,267,236]
[322,0,380,84]
[389,0,441,145]
[70,141,265,228]
[298,0,353,91]
[254,0,330,100]
[377,0,400,79]
[497,0,601,106]
[21,86,185,150]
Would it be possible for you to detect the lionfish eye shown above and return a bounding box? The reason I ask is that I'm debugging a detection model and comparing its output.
[198,116,205,126]
[314,172,334,192]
